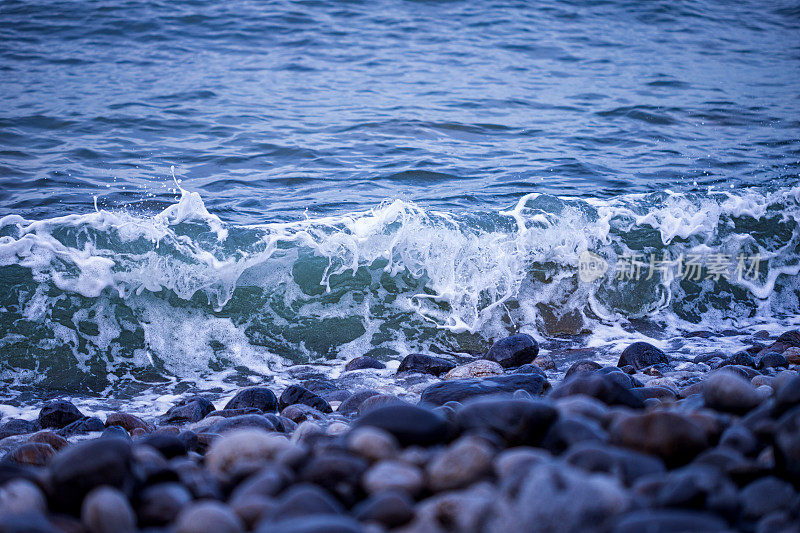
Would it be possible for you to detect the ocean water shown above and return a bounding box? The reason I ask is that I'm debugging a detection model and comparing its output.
[1,0,799,412]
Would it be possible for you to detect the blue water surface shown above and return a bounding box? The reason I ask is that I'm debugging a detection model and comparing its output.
[1,0,799,222]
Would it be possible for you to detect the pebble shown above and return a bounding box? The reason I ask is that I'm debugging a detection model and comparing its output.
[362,459,425,495]
[702,371,762,413]
[610,411,708,466]
[337,390,380,417]
[49,436,132,513]
[105,412,154,433]
[396,353,456,376]
[565,359,603,379]
[0,418,38,439]
[299,452,368,506]
[38,399,83,429]
[444,359,503,379]
[28,430,68,451]
[174,501,245,533]
[353,490,414,528]
[420,373,550,405]
[550,373,644,408]
[0,479,47,515]
[81,486,136,533]
[486,333,539,368]
[344,355,386,371]
[161,396,215,424]
[353,404,451,447]
[455,397,557,446]
[206,430,292,481]
[136,482,193,527]
[356,393,407,416]
[533,354,556,370]
[345,426,400,462]
[9,442,55,466]
[225,387,278,412]
[617,341,668,370]
[278,385,332,413]
[426,436,494,491]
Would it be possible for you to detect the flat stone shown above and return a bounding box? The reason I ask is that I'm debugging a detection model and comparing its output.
[420,373,550,405]
[444,359,503,379]
[0,419,38,440]
[344,356,385,371]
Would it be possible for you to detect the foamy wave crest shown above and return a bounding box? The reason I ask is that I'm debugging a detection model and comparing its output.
[1,183,800,392]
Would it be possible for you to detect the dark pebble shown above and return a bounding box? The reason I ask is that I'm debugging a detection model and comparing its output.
[353,490,414,528]
[267,483,344,522]
[487,333,539,368]
[564,442,666,486]
[420,373,550,405]
[209,414,280,434]
[612,510,729,533]
[49,436,133,513]
[564,360,603,379]
[356,394,407,416]
[258,515,363,533]
[550,373,644,408]
[59,416,105,436]
[136,482,192,527]
[353,404,451,447]
[455,398,557,447]
[138,433,187,458]
[105,413,153,433]
[610,411,708,466]
[511,363,547,376]
[161,396,215,424]
[345,356,386,371]
[299,452,368,506]
[741,476,796,520]
[38,399,83,429]
[0,419,38,440]
[337,390,380,417]
[225,387,278,413]
[278,385,332,413]
[617,342,669,370]
[396,353,456,376]
[540,415,608,455]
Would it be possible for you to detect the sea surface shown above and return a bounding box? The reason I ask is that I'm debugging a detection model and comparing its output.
[1,0,799,415]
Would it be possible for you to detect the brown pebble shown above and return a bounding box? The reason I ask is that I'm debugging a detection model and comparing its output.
[106,412,154,433]
[532,355,556,370]
[29,430,68,451]
[10,442,56,466]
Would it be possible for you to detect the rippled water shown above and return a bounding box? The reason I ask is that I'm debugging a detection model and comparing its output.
[1,0,799,407]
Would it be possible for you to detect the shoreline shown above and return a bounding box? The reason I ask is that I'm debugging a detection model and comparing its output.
[0,331,799,531]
